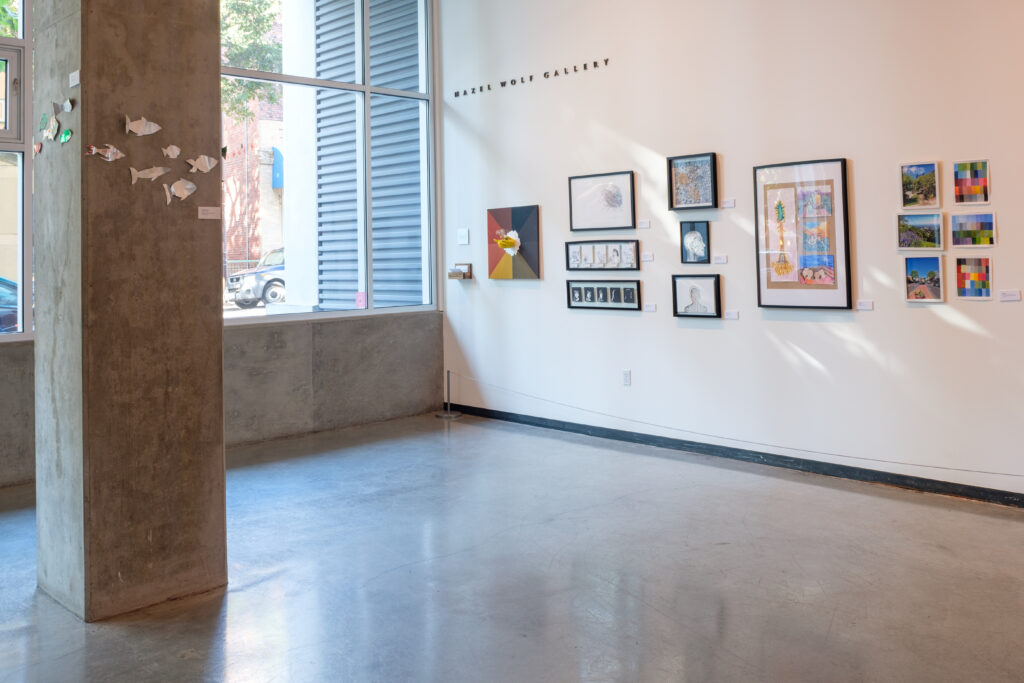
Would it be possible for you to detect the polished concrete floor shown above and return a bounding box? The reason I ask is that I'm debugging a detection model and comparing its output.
[1,415,1023,682]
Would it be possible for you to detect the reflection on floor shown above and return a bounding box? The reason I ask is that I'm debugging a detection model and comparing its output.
[1,415,1023,682]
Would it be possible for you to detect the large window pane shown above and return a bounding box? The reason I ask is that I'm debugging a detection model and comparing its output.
[0,151,21,333]
[368,0,426,92]
[222,78,366,318]
[0,1,20,39]
[370,94,429,308]
[221,0,361,84]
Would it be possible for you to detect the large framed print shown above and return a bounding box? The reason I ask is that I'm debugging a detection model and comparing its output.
[753,158,852,309]
[668,153,718,210]
[568,171,636,231]
[566,240,639,271]
[672,274,721,318]
[567,280,641,310]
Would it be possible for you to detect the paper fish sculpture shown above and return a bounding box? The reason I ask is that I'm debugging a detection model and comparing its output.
[62,99,73,113]
[163,178,197,205]
[130,166,171,184]
[58,129,73,144]
[43,116,60,141]
[186,155,218,173]
[125,115,162,136]
[162,145,181,159]
[85,144,126,162]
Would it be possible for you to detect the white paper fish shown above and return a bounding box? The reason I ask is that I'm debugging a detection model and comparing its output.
[43,116,60,141]
[162,145,181,159]
[130,166,171,184]
[163,178,197,205]
[186,155,218,173]
[85,144,126,162]
[125,115,162,136]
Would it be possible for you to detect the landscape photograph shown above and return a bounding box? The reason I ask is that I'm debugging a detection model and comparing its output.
[901,162,939,208]
[898,213,942,249]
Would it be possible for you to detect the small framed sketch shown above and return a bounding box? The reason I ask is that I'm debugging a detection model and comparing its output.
[672,274,721,318]
[567,279,641,311]
[900,162,939,209]
[897,213,942,249]
[566,240,639,271]
[680,221,710,264]
[668,153,718,210]
[568,171,636,231]
[753,158,852,309]
[953,160,990,205]
[951,212,996,246]
[956,257,992,300]
[905,255,944,303]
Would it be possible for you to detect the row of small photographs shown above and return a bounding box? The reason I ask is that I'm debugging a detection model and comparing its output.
[567,280,640,309]
[905,256,993,302]
[897,212,997,249]
[566,240,639,270]
[567,276,723,318]
[900,160,990,210]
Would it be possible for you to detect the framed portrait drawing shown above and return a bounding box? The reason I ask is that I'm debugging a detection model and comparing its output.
[679,221,710,264]
[672,274,721,318]
[753,158,852,309]
[668,153,717,210]
[567,279,641,311]
[900,162,939,210]
[568,171,636,231]
[565,240,639,271]
[905,255,943,303]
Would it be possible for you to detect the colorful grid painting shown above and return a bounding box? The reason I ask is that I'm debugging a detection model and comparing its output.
[956,257,992,299]
[953,160,989,204]
[951,213,995,246]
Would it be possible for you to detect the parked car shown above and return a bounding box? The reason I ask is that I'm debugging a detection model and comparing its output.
[226,249,285,308]
[0,278,18,333]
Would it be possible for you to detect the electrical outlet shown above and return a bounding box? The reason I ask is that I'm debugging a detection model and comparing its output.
[622,370,631,386]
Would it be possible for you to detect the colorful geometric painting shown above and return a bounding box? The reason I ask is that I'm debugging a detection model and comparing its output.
[956,257,992,299]
[951,213,995,246]
[488,205,540,279]
[953,160,989,204]
[905,255,943,302]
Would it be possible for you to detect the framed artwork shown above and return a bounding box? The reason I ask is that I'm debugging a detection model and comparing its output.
[753,158,852,309]
[900,162,939,209]
[672,274,721,318]
[897,213,943,249]
[953,160,990,205]
[951,212,995,247]
[955,257,992,300]
[565,240,639,271]
[568,171,636,231]
[680,221,710,264]
[667,153,717,210]
[567,279,641,311]
[905,255,944,302]
[487,205,541,279]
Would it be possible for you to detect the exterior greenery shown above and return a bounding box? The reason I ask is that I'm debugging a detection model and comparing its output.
[221,0,282,122]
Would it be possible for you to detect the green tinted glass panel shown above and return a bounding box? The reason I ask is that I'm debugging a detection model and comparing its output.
[0,1,19,39]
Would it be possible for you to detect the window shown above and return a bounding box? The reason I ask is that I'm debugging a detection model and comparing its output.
[0,0,28,338]
[220,0,432,320]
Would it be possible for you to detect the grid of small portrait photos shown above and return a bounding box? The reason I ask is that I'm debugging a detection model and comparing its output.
[899,160,995,303]
[566,280,641,310]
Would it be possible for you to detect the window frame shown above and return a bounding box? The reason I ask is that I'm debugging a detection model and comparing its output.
[220,0,438,327]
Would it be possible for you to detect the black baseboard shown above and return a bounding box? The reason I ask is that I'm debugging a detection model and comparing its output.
[451,404,1024,509]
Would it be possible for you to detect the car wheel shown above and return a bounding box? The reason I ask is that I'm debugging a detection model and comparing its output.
[263,280,285,305]
[234,299,260,309]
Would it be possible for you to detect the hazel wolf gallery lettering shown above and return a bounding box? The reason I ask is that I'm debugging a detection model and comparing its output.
[453,58,611,98]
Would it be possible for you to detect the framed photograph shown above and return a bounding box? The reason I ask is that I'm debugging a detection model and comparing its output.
[568,171,636,231]
[668,152,717,210]
[905,255,944,303]
[487,205,541,279]
[680,221,711,264]
[900,162,939,209]
[672,274,721,318]
[753,158,852,309]
[955,257,992,300]
[951,212,995,246]
[566,240,639,271]
[953,160,990,205]
[897,213,943,249]
[567,279,641,311]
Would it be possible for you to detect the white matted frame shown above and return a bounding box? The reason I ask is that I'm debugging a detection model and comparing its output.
[954,256,992,301]
[568,171,636,231]
[904,254,944,303]
[899,161,940,210]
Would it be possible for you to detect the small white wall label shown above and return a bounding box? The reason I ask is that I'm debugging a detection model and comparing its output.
[643,303,656,312]
[641,252,654,262]
[457,229,470,245]
[724,310,739,320]
[721,198,736,208]
[198,206,221,220]
[713,255,728,264]
[638,219,651,229]
[856,300,874,311]
[69,70,80,88]
[998,290,1021,302]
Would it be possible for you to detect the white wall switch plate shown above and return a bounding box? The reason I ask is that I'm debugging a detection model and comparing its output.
[456,229,470,245]
[856,300,874,311]
[622,369,631,386]
[713,255,728,264]
[999,290,1021,302]
[638,219,651,229]
[641,252,654,262]
[198,206,221,220]
[721,198,736,209]
[69,70,80,88]
[724,310,739,320]
[643,303,656,313]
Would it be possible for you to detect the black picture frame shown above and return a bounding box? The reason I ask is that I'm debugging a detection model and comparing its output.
[667,152,718,210]
[752,158,852,310]
[568,171,636,231]
[567,279,642,311]
[672,274,721,318]
[679,221,711,264]
[565,239,640,271]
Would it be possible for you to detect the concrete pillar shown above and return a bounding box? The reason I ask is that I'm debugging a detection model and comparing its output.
[33,0,226,621]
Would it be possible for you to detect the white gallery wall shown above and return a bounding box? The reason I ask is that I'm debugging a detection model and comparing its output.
[438,0,1024,494]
